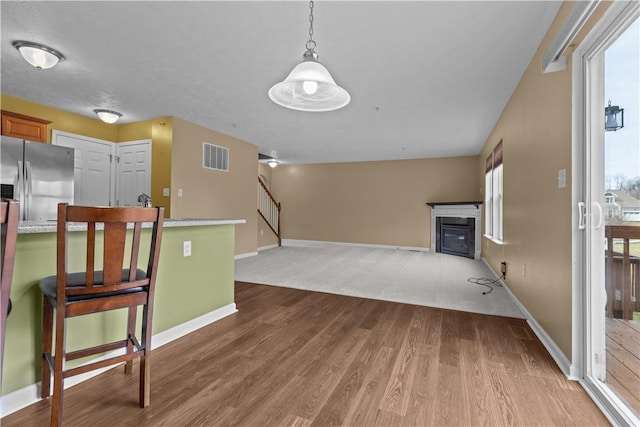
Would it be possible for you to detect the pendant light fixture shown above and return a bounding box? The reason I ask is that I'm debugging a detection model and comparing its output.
[13,41,65,70]
[268,1,350,112]
[94,109,122,124]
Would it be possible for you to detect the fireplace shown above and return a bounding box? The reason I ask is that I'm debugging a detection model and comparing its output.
[427,201,482,260]
[436,217,475,258]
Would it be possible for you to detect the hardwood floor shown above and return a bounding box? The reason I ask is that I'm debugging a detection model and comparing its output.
[2,282,608,426]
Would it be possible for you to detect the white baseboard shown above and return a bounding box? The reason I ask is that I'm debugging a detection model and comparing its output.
[282,239,429,252]
[0,302,237,418]
[258,244,279,252]
[235,251,258,260]
[481,258,572,377]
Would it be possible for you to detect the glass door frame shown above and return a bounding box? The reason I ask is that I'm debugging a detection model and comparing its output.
[572,2,640,425]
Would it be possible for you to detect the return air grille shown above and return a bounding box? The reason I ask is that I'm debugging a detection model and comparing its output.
[203,142,229,172]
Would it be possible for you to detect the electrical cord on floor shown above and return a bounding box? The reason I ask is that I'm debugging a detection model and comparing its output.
[467,277,503,295]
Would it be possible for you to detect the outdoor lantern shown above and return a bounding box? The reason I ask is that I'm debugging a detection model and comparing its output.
[605,100,624,132]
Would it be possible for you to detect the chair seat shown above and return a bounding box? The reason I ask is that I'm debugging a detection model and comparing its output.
[40,269,147,302]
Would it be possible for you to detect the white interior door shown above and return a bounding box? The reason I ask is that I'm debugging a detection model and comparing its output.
[52,131,114,206]
[116,140,151,206]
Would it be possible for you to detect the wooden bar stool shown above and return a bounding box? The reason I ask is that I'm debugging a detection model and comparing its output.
[40,203,164,426]
[1,199,20,391]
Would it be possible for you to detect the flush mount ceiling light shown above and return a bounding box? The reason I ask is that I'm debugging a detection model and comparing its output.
[13,41,65,70]
[604,100,624,132]
[94,109,122,124]
[268,1,350,112]
[267,159,280,168]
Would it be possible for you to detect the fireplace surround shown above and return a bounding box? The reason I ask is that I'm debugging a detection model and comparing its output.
[427,202,482,260]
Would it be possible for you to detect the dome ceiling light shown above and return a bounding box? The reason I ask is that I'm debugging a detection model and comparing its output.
[94,109,123,124]
[13,41,65,70]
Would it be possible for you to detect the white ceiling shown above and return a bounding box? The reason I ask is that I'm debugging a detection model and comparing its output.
[1,1,561,165]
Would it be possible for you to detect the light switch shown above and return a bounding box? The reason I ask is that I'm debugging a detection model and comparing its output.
[183,240,192,257]
[163,187,170,197]
[558,169,566,189]
[178,188,183,197]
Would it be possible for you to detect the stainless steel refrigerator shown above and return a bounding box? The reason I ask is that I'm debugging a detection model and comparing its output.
[1,136,74,221]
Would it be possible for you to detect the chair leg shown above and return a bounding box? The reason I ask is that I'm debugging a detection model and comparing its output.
[139,355,150,407]
[41,297,53,398]
[50,307,66,427]
[139,303,153,408]
[124,307,136,374]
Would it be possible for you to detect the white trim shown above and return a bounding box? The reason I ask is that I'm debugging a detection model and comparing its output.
[235,251,258,260]
[281,239,429,252]
[0,303,237,418]
[542,0,600,73]
[481,258,572,377]
[483,235,505,246]
[258,244,279,252]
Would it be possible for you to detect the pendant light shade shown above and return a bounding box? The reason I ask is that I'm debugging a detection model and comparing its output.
[268,1,350,112]
[269,50,350,112]
[94,109,122,124]
[13,41,65,70]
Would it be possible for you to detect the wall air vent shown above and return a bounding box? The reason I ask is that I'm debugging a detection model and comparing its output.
[203,142,229,172]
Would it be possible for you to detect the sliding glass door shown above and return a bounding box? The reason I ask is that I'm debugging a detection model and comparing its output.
[575,3,639,425]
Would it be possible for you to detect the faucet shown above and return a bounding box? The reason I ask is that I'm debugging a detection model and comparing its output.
[137,193,152,207]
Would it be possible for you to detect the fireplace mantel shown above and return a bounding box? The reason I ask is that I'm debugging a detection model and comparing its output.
[426,201,483,208]
[428,202,483,259]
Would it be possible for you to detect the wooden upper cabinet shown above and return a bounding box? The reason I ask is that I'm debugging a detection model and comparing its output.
[1,110,51,142]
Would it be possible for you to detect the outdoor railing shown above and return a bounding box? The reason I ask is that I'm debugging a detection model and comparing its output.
[605,225,640,320]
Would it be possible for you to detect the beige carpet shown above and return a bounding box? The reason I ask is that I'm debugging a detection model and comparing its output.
[235,241,524,318]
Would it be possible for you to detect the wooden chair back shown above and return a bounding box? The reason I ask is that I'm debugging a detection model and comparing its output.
[56,203,164,315]
[1,199,20,388]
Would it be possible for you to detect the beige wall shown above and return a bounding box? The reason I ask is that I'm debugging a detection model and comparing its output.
[171,117,258,255]
[271,156,480,248]
[479,1,611,359]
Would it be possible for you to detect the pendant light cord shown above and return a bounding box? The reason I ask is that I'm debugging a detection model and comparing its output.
[306,1,316,51]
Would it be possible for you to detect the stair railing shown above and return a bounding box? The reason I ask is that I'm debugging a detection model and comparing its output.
[258,178,281,246]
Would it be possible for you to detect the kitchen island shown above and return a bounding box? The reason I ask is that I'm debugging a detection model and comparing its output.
[2,218,244,413]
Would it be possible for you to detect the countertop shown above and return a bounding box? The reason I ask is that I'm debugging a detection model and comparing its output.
[18,218,246,234]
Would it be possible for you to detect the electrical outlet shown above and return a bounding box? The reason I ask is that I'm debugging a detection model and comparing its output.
[178,188,183,197]
[183,240,192,257]
[260,229,264,236]
[500,261,507,279]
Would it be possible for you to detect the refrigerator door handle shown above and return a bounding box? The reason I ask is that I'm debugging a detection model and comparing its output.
[17,160,26,220]
[25,160,32,220]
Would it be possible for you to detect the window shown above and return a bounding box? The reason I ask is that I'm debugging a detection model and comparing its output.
[604,193,614,204]
[484,140,503,242]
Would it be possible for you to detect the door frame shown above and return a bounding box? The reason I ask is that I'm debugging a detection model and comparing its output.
[571,1,639,425]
